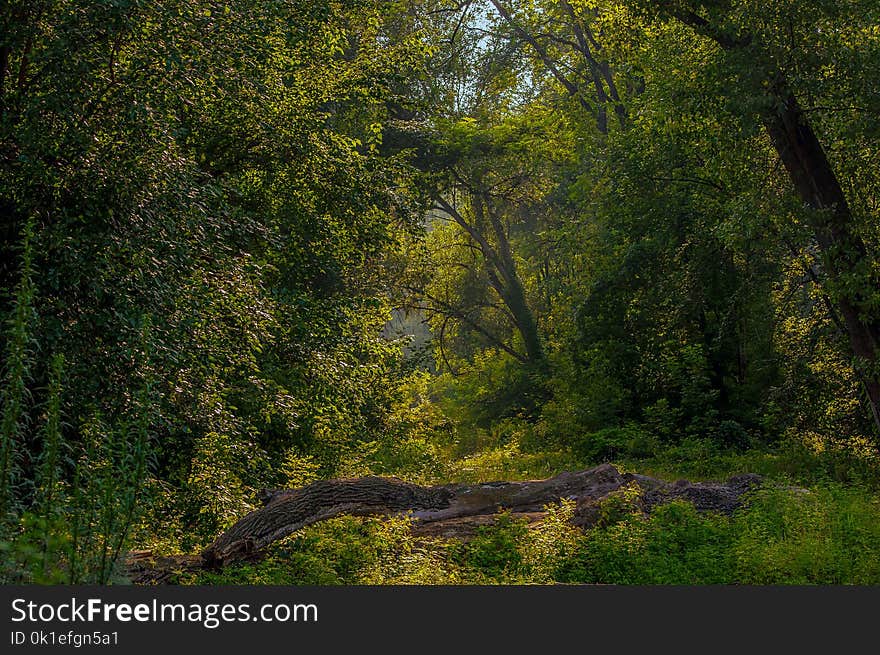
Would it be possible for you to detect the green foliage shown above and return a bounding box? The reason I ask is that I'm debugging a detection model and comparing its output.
[0,216,37,522]
[2,0,879,586]
[364,373,451,483]
[568,500,735,584]
[1,0,441,565]
[453,512,529,580]
[551,481,880,585]
[181,450,880,586]
[432,349,544,438]
[731,484,880,585]
[1,374,154,583]
[0,512,73,585]
[189,515,469,586]
[573,424,658,462]
[518,500,583,582]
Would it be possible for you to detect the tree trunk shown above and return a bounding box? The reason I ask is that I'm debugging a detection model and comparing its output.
[661,3,880,434]
[435,195,546,367]
[480,198,546,365]
[762,89,880,431]
[503,273,545,365]
[195,463,761,568]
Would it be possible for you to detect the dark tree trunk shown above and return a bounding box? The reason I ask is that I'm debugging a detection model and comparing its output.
[194,464,761,569]
[482,199,546,365]
[435,195,546,367]
[503,273,545,365]
[762,90,880,431]
[662,3,880,434]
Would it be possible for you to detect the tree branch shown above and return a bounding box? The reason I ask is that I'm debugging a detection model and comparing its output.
[489,0,593,114]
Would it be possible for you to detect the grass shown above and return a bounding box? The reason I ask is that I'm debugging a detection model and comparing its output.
[175,428,880,586]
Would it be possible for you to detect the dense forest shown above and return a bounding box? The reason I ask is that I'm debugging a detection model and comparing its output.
[1,0,879,585]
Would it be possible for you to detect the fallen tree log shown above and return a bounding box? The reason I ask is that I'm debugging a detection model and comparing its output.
[199,464,762,568]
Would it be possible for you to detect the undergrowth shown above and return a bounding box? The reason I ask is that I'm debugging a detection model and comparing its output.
[157,384,880,586]
[181,475,880,586]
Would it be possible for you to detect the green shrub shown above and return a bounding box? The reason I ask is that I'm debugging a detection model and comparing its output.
[558,497,734,585]
[454,512,529,581]
[189,515,469,585]
[552,481,880,586]
[731,484,880,584]
[573,424,658,462]
[519,500,582,583]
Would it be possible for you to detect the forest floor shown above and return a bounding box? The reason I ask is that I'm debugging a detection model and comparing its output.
[136,433,880,586]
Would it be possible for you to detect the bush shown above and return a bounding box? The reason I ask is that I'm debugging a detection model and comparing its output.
[454,513,529,581]
[189,515,469,585]
[572,424,658,462]
[552,481,880,585]
[731,484,880,584]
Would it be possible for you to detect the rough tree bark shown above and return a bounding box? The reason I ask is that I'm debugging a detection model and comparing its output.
[193,464,761,569]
